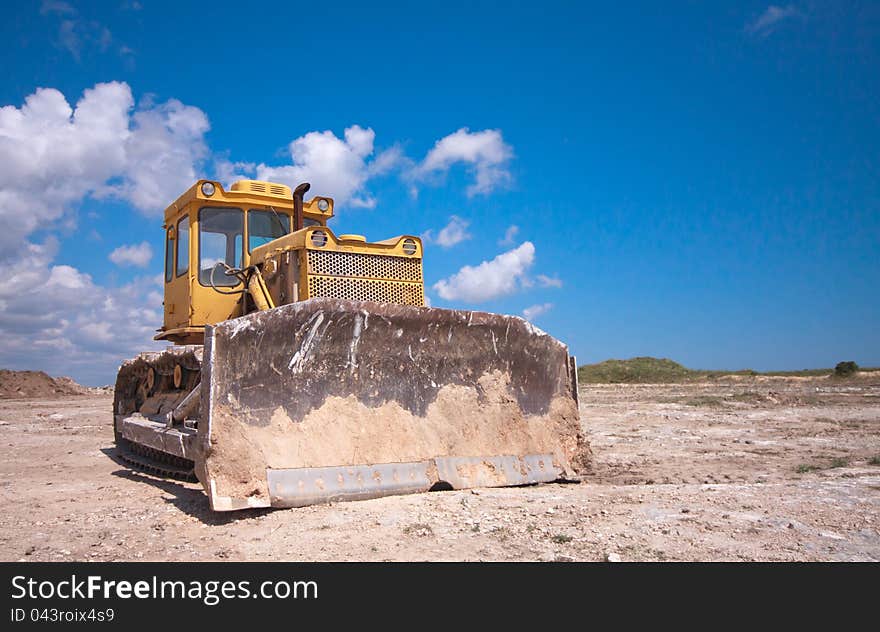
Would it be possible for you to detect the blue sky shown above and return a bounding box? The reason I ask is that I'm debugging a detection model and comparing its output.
[0,1,878,384]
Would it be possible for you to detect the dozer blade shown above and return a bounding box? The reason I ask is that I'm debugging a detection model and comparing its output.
[199,298,590,511]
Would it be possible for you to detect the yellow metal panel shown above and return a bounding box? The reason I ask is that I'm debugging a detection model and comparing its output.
[163,212,191,331]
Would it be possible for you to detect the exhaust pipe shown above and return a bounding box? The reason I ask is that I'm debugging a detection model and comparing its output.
[293,182,311,231]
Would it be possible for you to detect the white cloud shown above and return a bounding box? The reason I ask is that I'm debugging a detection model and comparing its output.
[422,215,472,248]
[256,125,401,209]
[236,126,513,208]
[116,98,209,211]
[109,242,153,267]
[536,274,563,288]
[413,128,513,197]
[746,5,801,36]
[522,303,553,321]
[0,81,207,383]
[498,224,519,247]
[0,81,210,258]
[433,242,535,303]
[214,156,257,187]
[0,242,164,384]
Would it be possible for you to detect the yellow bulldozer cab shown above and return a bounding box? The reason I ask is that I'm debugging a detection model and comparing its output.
[157,179,335,344]
[157,179,425,345]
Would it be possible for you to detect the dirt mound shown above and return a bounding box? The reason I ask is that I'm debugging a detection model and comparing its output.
[0,369,93,399]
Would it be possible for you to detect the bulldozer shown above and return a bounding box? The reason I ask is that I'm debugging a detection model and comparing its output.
[113,178,590,511]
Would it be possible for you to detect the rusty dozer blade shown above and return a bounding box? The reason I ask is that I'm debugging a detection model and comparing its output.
[199,298,590,511]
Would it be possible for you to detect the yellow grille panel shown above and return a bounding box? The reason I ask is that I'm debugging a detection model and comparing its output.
[307,250,422,282]
[307,276,424,306]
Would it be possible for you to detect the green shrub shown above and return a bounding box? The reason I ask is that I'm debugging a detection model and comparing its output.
[834,361,859,377]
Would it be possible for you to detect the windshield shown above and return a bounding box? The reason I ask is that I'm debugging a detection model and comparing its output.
[199,207,243,287]
[248,209,290,251]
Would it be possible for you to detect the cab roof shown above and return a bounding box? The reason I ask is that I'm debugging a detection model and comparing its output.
[163,179,334,225]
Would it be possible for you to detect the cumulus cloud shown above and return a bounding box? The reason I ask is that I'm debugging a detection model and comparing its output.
[109,242,153,267]
[0,81,207,382]
[0,81,209,257]
[0,241,164,384]
[536,274,563,288]
[412,128,513,197]
[746,5,801,36]
[244,126,513,208]
[256,125,401,209]
[498,224,519,247]
[433,242,535,303]
[522,303,553,321]
[422,215,472,248]
[116,98,210,211]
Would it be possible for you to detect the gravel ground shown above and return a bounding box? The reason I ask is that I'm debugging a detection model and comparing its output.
[0,376,878,561]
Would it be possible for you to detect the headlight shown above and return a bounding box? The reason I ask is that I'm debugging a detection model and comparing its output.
[402,238,417,255]
[310,230,328,247]
[317,198,330,212]
[201,182,215,196]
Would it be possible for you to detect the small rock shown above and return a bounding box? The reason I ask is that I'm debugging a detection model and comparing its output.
[605,552,622,563]
[554,555,575,563]
[681,508,690,514]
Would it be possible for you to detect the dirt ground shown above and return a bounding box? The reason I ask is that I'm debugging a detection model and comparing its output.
[1,376,878,562]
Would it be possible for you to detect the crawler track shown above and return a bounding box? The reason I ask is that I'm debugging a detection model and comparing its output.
[117,438,197,482]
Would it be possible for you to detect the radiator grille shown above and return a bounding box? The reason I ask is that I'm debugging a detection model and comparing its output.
[306,249,422,282]
[307,276,424,306]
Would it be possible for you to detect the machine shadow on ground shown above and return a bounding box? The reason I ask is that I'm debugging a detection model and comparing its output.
[101,448,271,525]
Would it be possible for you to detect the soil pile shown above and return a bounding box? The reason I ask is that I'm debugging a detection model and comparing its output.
[0,369,93,399]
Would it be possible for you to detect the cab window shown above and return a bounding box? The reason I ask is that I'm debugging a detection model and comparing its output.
[164,228,174,282]
[199,207,243,287]
[248,209,290,251]
[176,217,189,277]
